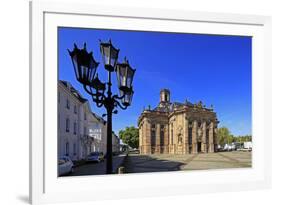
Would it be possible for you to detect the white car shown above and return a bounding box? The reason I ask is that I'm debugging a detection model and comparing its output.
[58,156,74,176]
[223,144,234,151]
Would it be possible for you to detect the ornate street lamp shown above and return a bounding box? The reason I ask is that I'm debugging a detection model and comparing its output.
[100,39,120,72]
[68,43,99,86]
[116,57,136,93]
[120,88,134,107]
[68,40,136,174]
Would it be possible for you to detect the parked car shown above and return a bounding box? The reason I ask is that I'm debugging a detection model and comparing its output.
[129,148,140,154]
[216,144,223,152]
[223,144,234,151]
[86,152,104,163]
[58,156,74,176]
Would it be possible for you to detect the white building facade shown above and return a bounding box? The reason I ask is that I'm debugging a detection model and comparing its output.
[88,113,107,154]
[58,81,107,161]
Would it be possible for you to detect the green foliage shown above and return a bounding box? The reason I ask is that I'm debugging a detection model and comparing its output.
[217,127,231,145]
[217,127,251,145]
[235,135,252,143]
[119,126,139,149]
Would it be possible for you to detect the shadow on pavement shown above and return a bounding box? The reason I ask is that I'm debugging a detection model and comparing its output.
[65,155,127,176]
[124,154,185,173]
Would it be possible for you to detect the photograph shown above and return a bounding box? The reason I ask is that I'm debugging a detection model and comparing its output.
[57,27,252,177]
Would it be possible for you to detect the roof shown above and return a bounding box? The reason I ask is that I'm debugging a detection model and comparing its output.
[138,90,216,126]
[152,100,195,113]
[143,96,214,116]
[59,80,107,123]
[160,88,170,93]
[59,80,87,103]
[92,112,106,124]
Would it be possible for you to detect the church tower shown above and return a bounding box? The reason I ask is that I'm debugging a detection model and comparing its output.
[160,89,170,103]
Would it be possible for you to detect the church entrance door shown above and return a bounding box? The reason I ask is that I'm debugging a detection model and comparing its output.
[197,142,202,153]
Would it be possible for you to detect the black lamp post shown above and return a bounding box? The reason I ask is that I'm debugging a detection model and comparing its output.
[68,40,135,174]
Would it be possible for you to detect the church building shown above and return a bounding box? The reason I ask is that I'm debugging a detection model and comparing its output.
[138,89,219,154]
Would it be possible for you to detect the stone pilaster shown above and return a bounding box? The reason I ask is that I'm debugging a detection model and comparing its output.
[184,116,189,154]
[208,121,214,153]
[214,126,218,152]
[164,124,169,153]
[192,120,198,153]
[139,124,143,154]
[144,119,151,154]
[169,123,174,154]
[202,121,207,153]
[155,124,161,153]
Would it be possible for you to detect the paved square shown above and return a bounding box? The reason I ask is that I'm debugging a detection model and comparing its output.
[124,151,252,173]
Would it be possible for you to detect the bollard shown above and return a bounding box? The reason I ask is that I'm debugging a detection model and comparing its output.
[118,166,125,174]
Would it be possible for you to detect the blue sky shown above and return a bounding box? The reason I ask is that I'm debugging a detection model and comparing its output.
[58,27,252,136]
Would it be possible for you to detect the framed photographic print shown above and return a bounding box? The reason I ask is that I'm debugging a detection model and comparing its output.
[30,0,272,204]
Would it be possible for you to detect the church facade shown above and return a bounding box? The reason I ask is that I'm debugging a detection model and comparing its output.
[138,89,219,154]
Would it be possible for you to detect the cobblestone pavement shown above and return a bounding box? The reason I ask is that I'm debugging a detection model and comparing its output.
[124,151,252,173]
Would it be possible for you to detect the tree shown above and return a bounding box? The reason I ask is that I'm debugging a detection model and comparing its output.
[217,127,231,145]
[236,135,252,143]
[119,126,139,149]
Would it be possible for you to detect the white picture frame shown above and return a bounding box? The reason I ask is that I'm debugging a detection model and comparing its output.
[30,0,272,204]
